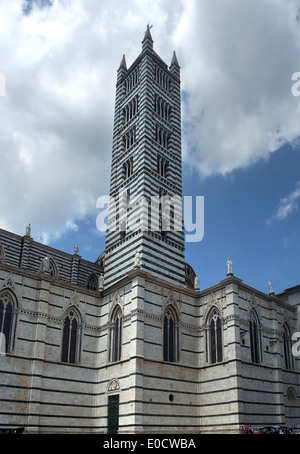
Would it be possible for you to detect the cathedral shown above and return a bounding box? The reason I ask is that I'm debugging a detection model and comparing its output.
[0,26,300,434]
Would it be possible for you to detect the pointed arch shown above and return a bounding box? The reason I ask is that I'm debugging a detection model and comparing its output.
[109,305,123,362]
[203,292,223,323]
[0,244,5,263]
[40,256,58,278]
[249,309,261,364]
[163,305,179,363]
[49,258,58,278]
[206,306,223,364]
[107,379,121,393]
[61,306,81,364]
[283,322,293,370]
[0,289,18,353]
[86,273,98,291]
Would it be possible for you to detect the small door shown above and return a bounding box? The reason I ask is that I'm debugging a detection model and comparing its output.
[107,395,119,434]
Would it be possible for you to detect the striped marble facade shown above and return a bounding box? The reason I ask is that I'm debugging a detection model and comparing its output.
[0,26,300,435]
[104,25,185,289]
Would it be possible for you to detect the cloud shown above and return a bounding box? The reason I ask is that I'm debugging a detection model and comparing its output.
[1,0,300,245]
[174,0,300,177]
[268,181,300,223]
[0,0,181,243]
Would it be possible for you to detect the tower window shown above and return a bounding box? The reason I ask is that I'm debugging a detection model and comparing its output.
[155,125,170,149]
[124,96,138,123]
[123,157,133,179]
[125,68,139,94]
[154,66,170,91]
[154,95,171,122]
[123,127,136,151]
[157,155,168,178]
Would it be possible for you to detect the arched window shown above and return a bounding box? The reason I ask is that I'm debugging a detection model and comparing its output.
[0,244,5,263]
[61,309,81,364]
[207,309,223,364]
[0,291,17,353]
[49,258,58,278]
[109,306,122,362]
[250,310,261,364]
[87,274,98,291]
[163,307,178,362]
[283,323,293,370]
[41,256,58,277]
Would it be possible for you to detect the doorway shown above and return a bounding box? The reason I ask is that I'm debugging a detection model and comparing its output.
[107,394,119,434]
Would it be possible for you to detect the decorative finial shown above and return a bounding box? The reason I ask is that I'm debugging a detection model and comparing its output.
[142,23,154,50]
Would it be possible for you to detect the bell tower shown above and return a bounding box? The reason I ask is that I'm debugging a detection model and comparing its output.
[104,25,185,288]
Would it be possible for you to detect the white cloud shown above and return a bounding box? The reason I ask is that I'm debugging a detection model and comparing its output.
[0,0,180,243]
[0,0,300,244]
[268,181,300,223]
[174,0,300,177]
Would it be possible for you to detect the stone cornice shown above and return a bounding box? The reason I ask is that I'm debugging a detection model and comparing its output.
[0,262,102,299]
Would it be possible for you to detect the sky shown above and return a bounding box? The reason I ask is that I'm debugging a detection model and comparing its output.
[0,0,300,294]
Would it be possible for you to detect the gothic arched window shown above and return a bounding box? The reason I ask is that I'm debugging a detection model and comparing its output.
[163,307,178,363]
[250,310,261,364]
[283,323,293,370]
[49,258,58,278]
[0,244,5,263]
[0,291,17,353]
[87,274,98,291]
[61,309,81,364]
[208,310,223,364]
[109,306,122,362]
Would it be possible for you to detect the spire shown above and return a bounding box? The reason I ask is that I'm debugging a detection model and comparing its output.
[142,24,154,52]
[170,50,180,79]
[170,51,180,68]
[119,54,127,70]
[117,54,127,84]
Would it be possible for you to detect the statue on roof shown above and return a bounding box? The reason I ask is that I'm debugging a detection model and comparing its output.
[25,223,31,237]
[227,258,233,276]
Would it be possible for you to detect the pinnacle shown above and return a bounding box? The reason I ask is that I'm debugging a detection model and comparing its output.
[170,50,180,67]
[119,54,127,70]
[142,23,154,43]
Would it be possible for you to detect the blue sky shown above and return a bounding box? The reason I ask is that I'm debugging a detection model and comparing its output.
[51,141,300,295]
[0,0,300,295]
[183,143,300,293]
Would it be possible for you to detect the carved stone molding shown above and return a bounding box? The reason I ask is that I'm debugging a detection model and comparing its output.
[107,379,120,393]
